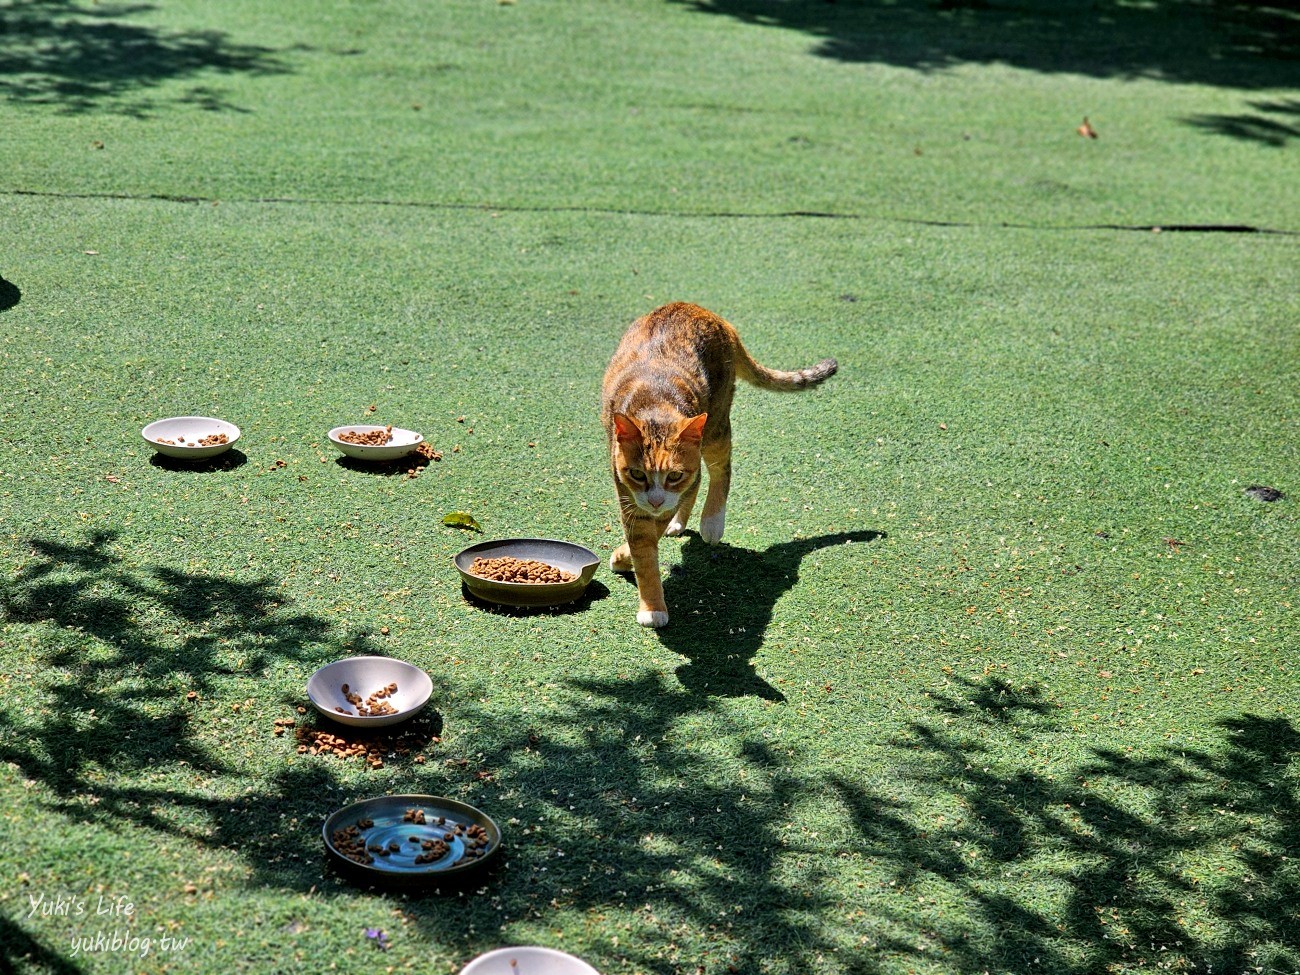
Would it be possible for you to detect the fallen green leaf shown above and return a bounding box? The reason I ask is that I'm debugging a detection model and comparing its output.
[442,511,482,532]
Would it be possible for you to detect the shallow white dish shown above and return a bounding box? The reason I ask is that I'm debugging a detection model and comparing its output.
[142,416,241,459]
[306,656,433,728]
[459,947,600,975]
[327,424,423,461]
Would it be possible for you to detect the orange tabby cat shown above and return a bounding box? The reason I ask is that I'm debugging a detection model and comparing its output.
[601,302,838,627]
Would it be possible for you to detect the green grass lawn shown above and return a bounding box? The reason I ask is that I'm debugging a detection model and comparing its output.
[2,2,1297,974]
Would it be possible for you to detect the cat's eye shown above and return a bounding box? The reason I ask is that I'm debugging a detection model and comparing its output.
[665,471,685,485]
[627,469,648,483]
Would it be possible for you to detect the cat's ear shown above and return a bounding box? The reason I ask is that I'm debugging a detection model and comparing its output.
[612,413,643,444]
[677,413,708,443]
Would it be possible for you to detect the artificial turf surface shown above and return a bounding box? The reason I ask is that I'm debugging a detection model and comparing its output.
[2,1,1297,973]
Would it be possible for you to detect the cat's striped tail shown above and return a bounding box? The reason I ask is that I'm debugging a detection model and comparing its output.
[736,345,838,392]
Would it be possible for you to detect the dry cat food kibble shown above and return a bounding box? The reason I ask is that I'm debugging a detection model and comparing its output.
[155,432,230,447]
[334,681,400,717]
[330,807,494,868]
[404,440,443,479]
[338,425,393,446]
[413,838,450,865]
[469,556,576,584]
[289,715,437,769]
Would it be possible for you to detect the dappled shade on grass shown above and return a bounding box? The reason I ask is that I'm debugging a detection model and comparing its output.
[673,0,1300,93]
[0,0,297,116]
[0,530,332,793]
[5,531,1294,975]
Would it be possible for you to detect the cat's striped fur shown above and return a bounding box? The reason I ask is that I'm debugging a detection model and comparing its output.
[600,302,837,627]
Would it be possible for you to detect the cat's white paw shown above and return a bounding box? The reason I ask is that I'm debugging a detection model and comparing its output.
[637,609,669,628]
[610,549,633,572]
[699,509,726,544]
[665,514,688,536]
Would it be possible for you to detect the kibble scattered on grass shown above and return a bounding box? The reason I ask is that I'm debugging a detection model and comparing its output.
[287,715,438,769]
[404,442,443,479]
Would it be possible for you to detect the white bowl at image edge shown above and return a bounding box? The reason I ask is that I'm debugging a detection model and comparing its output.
[458,946,601,975]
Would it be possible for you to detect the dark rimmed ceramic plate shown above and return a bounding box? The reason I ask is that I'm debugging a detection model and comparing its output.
[323,795,501,890]
[454,538,599,607]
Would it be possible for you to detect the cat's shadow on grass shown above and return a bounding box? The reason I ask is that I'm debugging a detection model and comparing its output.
[649,528,885,701]
[0,276,20,312]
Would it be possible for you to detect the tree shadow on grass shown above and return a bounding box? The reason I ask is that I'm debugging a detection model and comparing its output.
[0,519,861,970]
[655,529,885,700]
[0,529,377,967]
[5,529,1297,974]
[0,915,82,975]
[1185,98,1300,147]
[0,530,336,794]
[377,669,1300,972]
[671,0,1299,92]
[830,675,1300,973]
[0,0,301,116]
[427,671,861,972]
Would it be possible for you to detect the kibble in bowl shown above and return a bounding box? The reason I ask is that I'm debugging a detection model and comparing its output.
[469,556,577,585]
[455,538,599,608]
[306,656,433,728]
[327,424,424,461]
[142,416,241,460]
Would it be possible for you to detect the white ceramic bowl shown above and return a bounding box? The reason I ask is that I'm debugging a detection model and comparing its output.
[142,416,240,459]
[459,947,600,975]
[306,656,433,728]
[327,425,423,461]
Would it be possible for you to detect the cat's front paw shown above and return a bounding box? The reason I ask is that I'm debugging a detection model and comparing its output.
[665,514,688,536]
[610,545,633,572]
[637,609,669,628]
[699,509,726,544]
